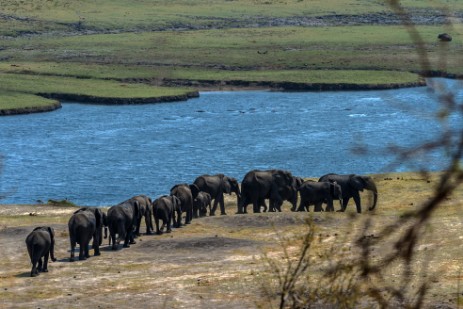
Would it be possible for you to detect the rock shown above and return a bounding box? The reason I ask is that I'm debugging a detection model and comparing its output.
[438,33,452,42]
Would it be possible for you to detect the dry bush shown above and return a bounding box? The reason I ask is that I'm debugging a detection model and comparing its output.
[262,1,463,308]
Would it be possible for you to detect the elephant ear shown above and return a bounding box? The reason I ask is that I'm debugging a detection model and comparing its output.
[133,200,141,220]
[350,175,366,191]
[189,184,200,199]
[173,196,182,211]
[223,177,232,194]
[272,172,286,186]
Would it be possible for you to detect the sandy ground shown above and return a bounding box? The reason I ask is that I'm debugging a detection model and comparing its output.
[1,174,462,308]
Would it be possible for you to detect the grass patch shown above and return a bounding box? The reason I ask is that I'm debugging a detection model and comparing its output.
[0,90,58,111]
[0,73,194,99]
[46,199,77,207]
[0,62,423,86]
[0,72,197,111]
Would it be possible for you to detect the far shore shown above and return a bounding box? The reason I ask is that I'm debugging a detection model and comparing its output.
[0,79,428,116]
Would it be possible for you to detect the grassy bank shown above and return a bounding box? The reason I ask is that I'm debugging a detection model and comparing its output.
[0,172,462,308]
[0,0,462,114]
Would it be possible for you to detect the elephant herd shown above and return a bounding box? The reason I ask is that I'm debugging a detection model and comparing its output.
[24,171,378,277]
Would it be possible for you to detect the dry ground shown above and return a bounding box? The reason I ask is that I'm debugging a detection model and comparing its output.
[0,172,462,308]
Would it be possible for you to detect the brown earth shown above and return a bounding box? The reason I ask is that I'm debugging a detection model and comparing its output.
[0,172,462,308]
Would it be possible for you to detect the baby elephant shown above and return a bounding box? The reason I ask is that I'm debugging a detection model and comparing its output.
[25,226,57,277]
[152,195,181,234]
[194,192,212,217]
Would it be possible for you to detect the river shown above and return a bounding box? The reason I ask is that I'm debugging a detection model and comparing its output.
[1,79,461,206]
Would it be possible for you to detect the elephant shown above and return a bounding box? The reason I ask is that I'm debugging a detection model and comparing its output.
[130,195,154,236]
[194,191,212,217]
[68,207,104,262]
[238,169,296,214]
[270,176,304,212]
[297,180,343,212]
[25,226,57,277]
[152,195,182,234]
[106,198,141,250]
[193,174,241,216]
[170,183,199,226]
[318,173,378,213]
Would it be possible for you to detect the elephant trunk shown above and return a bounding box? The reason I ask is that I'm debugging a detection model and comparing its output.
[366,180,378,211]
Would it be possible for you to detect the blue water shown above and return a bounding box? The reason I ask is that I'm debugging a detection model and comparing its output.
[1,79,462,206]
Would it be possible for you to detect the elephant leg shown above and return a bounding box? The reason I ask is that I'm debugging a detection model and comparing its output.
[252,199,260,213]
[260,199,268,212]
[42,254,49,272]
[219,196,226,215]
[339,197,350,212]
[186,207,193,224]
[31,262,38,277]
[314,202,323,212]
[110,231,118,250]
[178,210,183,227]
[352,193,362,213]
[79,243,86,260]
[156,217,162,235]
[85,240,91,258]
[166,219,172,233]
[93,236,100,256]
[297,199,306,212]
[193,203,199,219]
[145,215,153,235]
[135,216,142,236]
[123,232,133,248]
[37,257,43,272]
[70,238,76,262]
[236,197,247,214]
[211,199,219,216]
[326,198,334,212]
[268,199,275,212]
[129,228,136,245]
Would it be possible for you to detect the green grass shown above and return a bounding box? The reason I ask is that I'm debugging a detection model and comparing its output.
[0,91,58,111]
[1,0,462,36]
[2,25,460,72]
[0,62,422,85]
[0,73,194,99]
[0,1,462,112]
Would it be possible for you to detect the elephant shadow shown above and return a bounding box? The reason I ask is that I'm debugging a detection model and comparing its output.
[16,272,32,278]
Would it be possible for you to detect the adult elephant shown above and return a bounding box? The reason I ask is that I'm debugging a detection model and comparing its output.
[238,169,296,214]
[152,195,182,234]
[318,173,378,213]
[271,176,304,212]
[68,207,105,261]
[170,183,199,226]
[106,198,141,250]
[193,174,241,216]
[297,180,343,212]
[194,191,212,217]
[25,226,57,277]
[130,195,154,236]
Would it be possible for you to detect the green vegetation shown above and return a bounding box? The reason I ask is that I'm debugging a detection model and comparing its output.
[0,73,195,99]
[0,90,58,111]
[0,0,462,112]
